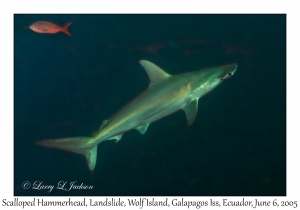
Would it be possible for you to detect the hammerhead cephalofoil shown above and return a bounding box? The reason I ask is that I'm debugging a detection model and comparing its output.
[36,60,237,171]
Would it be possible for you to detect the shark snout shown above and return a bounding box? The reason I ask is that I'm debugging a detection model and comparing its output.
[229,63,237,76]
[223,63,237,79]
[217,63,237,80]
[226,63,238,75]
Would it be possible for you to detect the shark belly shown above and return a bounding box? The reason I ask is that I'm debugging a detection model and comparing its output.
[94,82,191,143]
[140,95,192,125]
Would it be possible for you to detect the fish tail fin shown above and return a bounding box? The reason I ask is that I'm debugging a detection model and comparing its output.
[35,137,97,171]
[61,22,72,36]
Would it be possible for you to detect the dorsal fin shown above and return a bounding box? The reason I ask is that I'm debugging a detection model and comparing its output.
[139,60,171,87]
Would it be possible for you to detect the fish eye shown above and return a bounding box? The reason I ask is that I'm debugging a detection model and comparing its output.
[227,72,232,77]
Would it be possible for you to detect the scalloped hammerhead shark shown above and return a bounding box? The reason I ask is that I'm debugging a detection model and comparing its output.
[36,60,237,171]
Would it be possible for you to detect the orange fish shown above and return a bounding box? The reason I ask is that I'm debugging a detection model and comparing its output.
[29,21,72,36]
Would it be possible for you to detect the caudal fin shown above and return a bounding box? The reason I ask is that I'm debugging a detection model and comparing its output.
[36,137,97,171]
[61,22,72,36]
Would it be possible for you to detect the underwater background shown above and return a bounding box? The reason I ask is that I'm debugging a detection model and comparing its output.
[14,14,286,196]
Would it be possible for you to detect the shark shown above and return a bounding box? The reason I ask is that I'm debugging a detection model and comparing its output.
[36,60,237,171]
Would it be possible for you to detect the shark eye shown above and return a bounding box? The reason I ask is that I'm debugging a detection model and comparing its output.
[227,72,232,77]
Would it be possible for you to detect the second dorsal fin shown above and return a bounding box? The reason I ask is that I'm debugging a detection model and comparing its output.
[100,119,108,129]
[139,60,171,87]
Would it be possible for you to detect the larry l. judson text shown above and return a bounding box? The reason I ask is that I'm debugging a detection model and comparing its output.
[2,198,298,208]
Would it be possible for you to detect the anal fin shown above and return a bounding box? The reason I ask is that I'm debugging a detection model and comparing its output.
[135,124,149,135]
[183,99,198,126]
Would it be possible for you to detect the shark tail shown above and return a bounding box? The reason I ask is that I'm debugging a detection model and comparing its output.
[35,137,97,171]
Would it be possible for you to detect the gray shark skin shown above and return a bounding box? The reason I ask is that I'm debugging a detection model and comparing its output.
[36,60,237,171]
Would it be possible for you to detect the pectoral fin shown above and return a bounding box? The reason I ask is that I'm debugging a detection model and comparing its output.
[135,124,149,135]
[183,99,198,126]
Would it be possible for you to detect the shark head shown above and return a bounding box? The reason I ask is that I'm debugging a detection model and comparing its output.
[189,63,238,98]
[217,63,238,80]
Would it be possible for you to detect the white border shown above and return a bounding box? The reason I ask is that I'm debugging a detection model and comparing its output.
[1,0,298,209]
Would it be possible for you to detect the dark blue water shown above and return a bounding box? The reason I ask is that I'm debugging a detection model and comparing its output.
[14,14,286,196]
